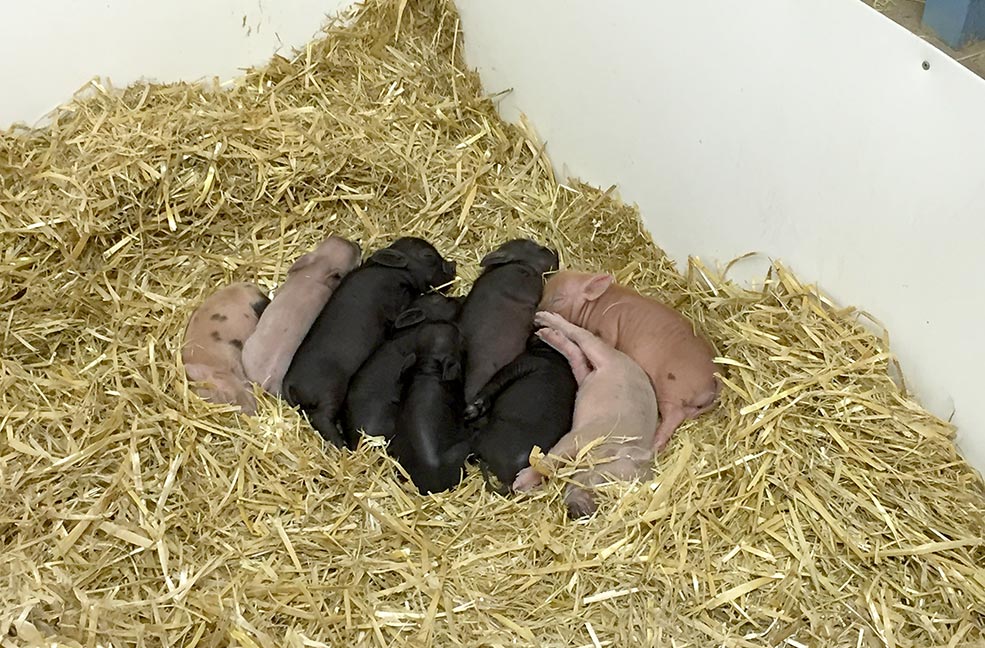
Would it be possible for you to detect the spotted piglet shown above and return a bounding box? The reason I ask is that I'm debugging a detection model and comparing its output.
[539,271,719,453]
[182,282,270,414]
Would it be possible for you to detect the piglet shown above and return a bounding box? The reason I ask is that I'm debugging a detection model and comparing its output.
[182,282,270,414]
[242,235,361,397]
[513,311,659,518]
[465,334,577,492]
[282,237,456,447]
[459,239,559,401]
[389,321,471,494]
[341,293,462,447]
[539,271,719,452]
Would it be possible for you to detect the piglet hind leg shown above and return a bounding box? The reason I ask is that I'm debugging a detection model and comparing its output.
[306,406,348,448]
[564,455,654,518]
[234,386,258,415]
[653,405,687,453]
[185,364,255,413]
[564,483,598,519]
[562,467,611,519]
[512,423,587,492]
[465,357,541,421]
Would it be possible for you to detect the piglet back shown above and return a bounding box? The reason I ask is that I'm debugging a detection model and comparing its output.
[243,237,359,396]
[182,282,267,412]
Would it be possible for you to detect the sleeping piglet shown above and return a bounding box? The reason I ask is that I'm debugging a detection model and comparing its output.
[341,293,462,447]
[539,271,719,452]
[458,238,559,401]
[389,321,471,494]
[465,333,577,492]
[242,235,361,396]
[182,282,270,414]
[513,311,659,518]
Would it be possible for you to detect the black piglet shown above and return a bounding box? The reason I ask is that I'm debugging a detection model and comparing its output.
[282,237,456,446]
[466,333,577,492]
[341,293,462,447]
[458,238,559,402]
[389,321,471,494]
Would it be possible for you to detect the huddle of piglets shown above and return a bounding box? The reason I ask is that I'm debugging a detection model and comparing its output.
[282,237,456,447]
[182,282,270,414]
[514,311,659,518]
[341,293,462,446]
[182,230,720,516]
[242,235,361,396]
[539,271,720,452]
[342,236,558,494]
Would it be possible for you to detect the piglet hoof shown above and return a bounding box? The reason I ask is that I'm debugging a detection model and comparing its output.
[534,310,563,329]
[652,428,675,454]
[315,421,348,449]
[564,486,598,519]
[235,388,259,416]
[463,399,487,422]
[512,466,543,492]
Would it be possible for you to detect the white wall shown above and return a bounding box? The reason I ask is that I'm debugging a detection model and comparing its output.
[0,0,354,128]
[457,0,985,471]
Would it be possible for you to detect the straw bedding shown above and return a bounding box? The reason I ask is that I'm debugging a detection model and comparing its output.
[1,0,984,646]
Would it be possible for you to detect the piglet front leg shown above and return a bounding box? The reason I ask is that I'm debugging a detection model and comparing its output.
[535,327,592,383]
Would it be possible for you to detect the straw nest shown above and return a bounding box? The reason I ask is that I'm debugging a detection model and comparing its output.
[2,1,983,646]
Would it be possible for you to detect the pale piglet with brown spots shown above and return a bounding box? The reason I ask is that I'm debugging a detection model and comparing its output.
[182,282,270,414]
[242,235,361,396]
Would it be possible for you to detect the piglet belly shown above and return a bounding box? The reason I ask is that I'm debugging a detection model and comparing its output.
[645,351,719,412]
[242,339,292,395]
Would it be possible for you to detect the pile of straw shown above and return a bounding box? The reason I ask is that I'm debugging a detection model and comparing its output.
[2,1,983,645]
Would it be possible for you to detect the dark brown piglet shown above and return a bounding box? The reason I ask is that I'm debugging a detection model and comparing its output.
[389,321,471,495]
[242,235,361,396]
[465,333,577,492]
[458,239,559,402]
[182,282,270,414]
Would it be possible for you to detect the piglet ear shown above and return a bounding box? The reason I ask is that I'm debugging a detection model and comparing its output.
[441,357,462,382]
[370,248,408,268]
[393,308,426,329]
[583,274,614,301]
[479,248,514,268]
[399,353,417,378]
